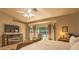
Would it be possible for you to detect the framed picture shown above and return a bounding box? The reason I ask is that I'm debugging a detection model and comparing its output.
[62,26,68,32]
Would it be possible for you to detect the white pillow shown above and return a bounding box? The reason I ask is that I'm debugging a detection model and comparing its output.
[69,36,79,46]
[70,41,79,50]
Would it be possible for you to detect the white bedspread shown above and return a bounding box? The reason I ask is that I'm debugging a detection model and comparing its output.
[20,40,70,50]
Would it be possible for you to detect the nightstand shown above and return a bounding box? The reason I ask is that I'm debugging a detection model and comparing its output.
[58,36,69,42]
[58,38,69,42]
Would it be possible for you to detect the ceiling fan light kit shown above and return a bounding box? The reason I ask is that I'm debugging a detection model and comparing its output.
[16,8,37,19]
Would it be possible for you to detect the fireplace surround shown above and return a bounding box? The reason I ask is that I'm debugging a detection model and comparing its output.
[2,24,23,46]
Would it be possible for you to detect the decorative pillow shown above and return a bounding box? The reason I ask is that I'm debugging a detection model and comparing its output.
[69,36,79,46]
[70,41,79,50]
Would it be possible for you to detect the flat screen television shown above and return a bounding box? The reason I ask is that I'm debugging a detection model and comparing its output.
[4,24,19,32]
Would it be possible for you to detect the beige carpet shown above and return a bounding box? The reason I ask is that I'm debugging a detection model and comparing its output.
[20,40,70,50]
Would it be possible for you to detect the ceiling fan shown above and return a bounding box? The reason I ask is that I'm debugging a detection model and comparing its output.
[16,8,38,19]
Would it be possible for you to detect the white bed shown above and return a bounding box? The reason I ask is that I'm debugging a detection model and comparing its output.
[20,40,70,50]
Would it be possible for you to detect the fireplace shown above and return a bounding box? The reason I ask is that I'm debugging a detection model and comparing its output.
[2,24,23,46]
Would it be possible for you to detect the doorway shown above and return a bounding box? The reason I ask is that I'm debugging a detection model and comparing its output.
[38,27,48,40]
[29,24,55,40]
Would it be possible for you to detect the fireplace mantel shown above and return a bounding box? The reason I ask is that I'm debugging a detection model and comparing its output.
[4,32,22,35]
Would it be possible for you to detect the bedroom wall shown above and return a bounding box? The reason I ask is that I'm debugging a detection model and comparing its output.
[0,12,26,46]
[76,13,79,32]
[55,13,78,40]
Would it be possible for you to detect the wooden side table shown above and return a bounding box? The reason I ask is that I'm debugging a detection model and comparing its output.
[58,38,69,42]
[58,37,69,42]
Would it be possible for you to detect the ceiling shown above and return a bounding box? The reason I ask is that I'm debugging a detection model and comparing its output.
[0,8,79,23]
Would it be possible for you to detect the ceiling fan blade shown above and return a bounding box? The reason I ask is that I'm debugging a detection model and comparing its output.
[16,11,25,13]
